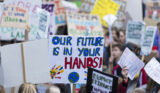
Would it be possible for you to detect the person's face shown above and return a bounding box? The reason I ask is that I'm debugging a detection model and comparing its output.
[49,86,60,93]
[112,30,117,40]
[119,32,126,43]
[112,47,122,60]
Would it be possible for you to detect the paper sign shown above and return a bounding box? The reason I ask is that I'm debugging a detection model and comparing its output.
[1,6,28,29]
[36,8,50,39]
[126,21,145,46]
[141,26,157,56]
[0,39,51,87]
[0,27,25,41]
[66,12,103,36]
[86,67,118,93]
[91,0,120,27]
[49,35,104,84]
[118,48,145,80]
[80,0,96,13]
[42,2,55,35]
[144,58,160,84]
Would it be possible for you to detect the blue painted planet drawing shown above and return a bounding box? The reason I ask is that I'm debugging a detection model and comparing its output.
[68,72,79,83]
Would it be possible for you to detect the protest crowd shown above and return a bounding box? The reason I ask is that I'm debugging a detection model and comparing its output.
[1,0,160,93]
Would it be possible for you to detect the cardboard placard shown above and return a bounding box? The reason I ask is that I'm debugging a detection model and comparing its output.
[1,6,28,29]
[49,35,104,84]
[91,0,120,27]
[0,39,51,87]
[86,67,118,93]
[126,21,145,46]
[66,12,103,36]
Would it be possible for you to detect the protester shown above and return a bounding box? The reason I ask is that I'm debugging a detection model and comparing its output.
[112,27,119,44]
[45,85,61,93]
[0,85,5,93]
[119,29,126,44]
[18,83,37,93]
[107,43,125,74]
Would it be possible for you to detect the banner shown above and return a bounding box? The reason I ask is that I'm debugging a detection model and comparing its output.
[86,67,118,93]
[141,26,157,56]
[126,21,145,46]
[91,0,119,27]
[66,12,103,36]
[49,35,104,84]
[1,6,28,29]
[144,58,160,85]
[118,48,144,80]
[80,0,96,13]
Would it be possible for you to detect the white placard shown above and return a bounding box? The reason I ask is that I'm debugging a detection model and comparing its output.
[118,48,145,80]
[144,57,160,85]
[141,26,157,56]
[126,21,145,46]
[49,35,104,84]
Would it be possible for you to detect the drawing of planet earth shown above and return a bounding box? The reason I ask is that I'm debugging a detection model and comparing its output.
[68,72,79,83]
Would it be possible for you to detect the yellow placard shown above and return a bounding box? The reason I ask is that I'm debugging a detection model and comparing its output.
[91,0,120,27]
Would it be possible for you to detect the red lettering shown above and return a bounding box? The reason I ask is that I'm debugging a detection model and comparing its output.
[65,57,72,69]
[93,57,98,68]
[73,57,79,69]
[99,57,103,68]
[79,58,86,69]
[87,57,93,67]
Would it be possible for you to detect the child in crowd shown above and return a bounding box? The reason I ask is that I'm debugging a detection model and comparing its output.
[18,83,37,93]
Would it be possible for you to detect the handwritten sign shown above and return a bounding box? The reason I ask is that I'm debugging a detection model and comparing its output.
[144,58,160,84]
[126,21,145,46]
[66,12,103,36]
[141,26,157,56]
[86,67,118,93]
[54,0,66,27]
[91,0,119,27]
[0,27,25,41]
[1,6,28,29]
[49,35,104,84]
[4,0,42,40]
[118,48,145,80]
[42,2,55,35]
[80,0,96,13]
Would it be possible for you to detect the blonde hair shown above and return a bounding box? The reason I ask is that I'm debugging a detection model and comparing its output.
[0,85,5,93]
[18,83,37,93]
